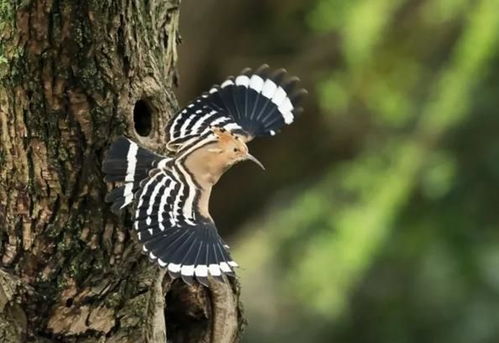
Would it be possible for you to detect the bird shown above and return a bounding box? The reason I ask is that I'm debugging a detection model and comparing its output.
[102,65,306,286]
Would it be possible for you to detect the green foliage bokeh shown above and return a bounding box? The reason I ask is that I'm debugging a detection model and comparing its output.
[230,0,499,342]
[178,0,499,341]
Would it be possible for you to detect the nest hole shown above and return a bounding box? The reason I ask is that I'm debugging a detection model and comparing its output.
[65,298,74,307]
[133,99,153,136]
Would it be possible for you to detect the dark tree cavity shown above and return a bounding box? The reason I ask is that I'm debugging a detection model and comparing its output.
[133,99,153,137]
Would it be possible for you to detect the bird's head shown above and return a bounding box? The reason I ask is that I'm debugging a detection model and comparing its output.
[208,127,265,171]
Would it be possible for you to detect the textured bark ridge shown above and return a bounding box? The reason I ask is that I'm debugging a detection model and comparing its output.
[0,1,244,342]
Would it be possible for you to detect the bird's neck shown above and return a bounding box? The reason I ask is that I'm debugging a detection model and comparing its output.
[182,147,230,218]
[183,148,228,187]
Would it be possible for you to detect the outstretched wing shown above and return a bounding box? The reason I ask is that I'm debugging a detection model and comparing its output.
[167,65,306,146]
[102,137,168,213]
[134,163,237,286]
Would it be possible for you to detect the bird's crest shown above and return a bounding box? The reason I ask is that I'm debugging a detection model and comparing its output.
[210,126,235,142]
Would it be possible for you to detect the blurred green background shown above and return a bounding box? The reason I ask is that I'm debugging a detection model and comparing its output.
[177,0,499,342]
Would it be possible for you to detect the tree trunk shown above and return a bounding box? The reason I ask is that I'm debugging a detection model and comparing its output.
[0,1,244,342]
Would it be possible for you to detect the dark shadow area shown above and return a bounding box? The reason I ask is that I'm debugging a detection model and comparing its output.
[164,280,210,343]
[133,99,153,137]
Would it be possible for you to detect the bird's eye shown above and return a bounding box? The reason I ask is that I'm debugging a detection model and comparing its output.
[233,148,239,152]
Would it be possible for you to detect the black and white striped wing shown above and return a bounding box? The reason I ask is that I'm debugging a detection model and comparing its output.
[134,166,237,286]
[102,137,167,213]
[167,105,245,149]
[167,65,306,143]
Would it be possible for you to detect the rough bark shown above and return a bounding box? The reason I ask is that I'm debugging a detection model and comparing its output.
[0,1,244,342]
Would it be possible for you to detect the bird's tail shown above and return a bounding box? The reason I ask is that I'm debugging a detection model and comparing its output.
[138,216,237,286]
[102,137,165,213]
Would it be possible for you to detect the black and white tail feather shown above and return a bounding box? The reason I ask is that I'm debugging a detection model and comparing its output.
[167,64,307,148]
[103,65,305,286]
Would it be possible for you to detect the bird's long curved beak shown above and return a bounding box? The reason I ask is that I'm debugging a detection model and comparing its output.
[246,153,265,170]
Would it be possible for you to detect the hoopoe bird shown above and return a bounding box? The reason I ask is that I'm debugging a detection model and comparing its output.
[102,65,306,286]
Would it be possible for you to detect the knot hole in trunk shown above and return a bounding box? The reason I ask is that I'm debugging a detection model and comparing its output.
[133,99,153,136]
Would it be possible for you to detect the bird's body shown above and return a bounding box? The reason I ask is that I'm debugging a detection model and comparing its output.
[102,65,306,286]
